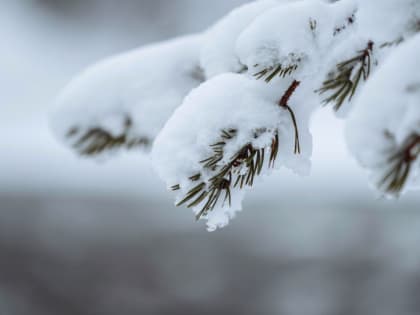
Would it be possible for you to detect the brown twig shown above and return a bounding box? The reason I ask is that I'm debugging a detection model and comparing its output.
[279,80,301,154]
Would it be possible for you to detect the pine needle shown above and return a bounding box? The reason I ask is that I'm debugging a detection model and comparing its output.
[254,64,299,82]
[378,134,420,194]
[317,41,374,111]
[172,129,280,220]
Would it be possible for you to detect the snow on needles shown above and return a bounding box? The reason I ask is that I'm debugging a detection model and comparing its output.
[50,35,203,157]
[51,0,420,230]
[346,34,420,196]
[236,0,356,75]
[152,73,310,231]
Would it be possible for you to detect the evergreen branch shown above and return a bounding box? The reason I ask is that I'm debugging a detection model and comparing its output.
[173,129,279,220]
[173,82,302,219]
[317,41,374,111]
[66,117,149,156]
[379,134,420,194]
[253,63,298,82]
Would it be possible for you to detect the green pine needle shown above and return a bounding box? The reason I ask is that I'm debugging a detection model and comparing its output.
[254,64,299,83]
[68,127,149,156]
[378,134,420,195]
[67,117,149,156]
[173,81,303,219]
[172,129,280,220]
[317,41,374,111]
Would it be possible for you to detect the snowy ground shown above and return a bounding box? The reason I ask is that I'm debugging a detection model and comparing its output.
[1,1,420,314]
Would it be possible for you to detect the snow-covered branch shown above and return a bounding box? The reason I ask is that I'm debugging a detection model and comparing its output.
[50,35,203,157]
[51,0,420,230]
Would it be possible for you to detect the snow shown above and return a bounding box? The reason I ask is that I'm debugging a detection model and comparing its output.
[346,34,420,195]
[236,0,356,77]
[48,0,420,230]
[356,0,420,43]
[152,73,311,231]
[315,0,420,115]
[199,0,285,78]
[50,35,203,156]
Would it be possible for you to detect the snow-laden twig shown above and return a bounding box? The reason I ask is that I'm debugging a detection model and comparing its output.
[51,0,420,230]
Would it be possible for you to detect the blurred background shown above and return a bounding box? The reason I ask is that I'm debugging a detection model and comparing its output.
[1,1,420,314]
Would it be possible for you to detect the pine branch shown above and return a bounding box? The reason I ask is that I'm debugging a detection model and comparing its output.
[172,82,302,219]
[253,63,299,82]
[317,41,374,111]
[173,128,278,220]
[379,134,420,195]
[66,117,149,156]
